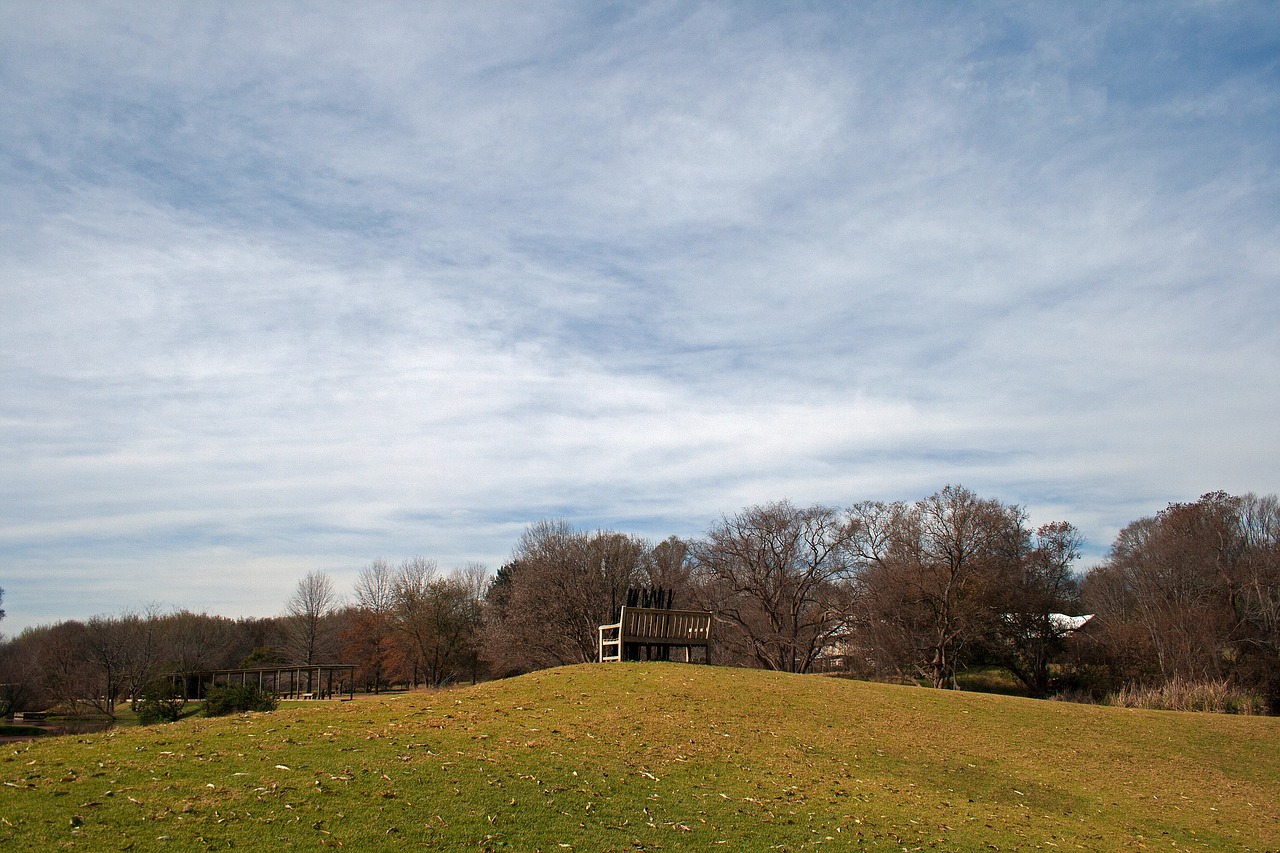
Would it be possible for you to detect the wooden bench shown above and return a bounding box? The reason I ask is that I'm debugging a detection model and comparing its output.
[598,607,712,664]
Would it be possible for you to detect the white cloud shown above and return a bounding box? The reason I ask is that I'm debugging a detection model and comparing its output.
[1,2,1277,632]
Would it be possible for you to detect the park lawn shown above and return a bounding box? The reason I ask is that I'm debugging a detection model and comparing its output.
[1,663,1278,851]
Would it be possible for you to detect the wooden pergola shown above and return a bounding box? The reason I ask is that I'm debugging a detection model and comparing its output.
[170,664,356,701]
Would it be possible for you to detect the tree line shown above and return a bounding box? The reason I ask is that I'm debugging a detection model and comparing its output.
[485,486,1084,694]
[1077,491,1280,706]
[482,487,1279,710]
[2,486,1277,716]
[0,559,489,717]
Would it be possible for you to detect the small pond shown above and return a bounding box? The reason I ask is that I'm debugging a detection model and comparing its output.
[1,716,115,742]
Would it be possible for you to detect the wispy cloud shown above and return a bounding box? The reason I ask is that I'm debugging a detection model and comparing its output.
[2,2,1277,631]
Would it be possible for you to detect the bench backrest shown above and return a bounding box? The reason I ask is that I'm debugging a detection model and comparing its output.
[618,607,711,643]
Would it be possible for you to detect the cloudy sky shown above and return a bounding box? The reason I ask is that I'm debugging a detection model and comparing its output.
[2,2,1277,634]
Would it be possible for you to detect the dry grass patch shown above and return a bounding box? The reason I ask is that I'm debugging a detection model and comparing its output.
[1106,678,1268,715]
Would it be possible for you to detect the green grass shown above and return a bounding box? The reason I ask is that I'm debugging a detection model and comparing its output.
[2,663,1278,850]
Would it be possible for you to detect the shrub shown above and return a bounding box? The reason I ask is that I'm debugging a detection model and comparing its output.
[137,680,186,725]
[202,683,278,717]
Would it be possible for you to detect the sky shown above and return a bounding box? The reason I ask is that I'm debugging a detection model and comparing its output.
[2,2,1278,635]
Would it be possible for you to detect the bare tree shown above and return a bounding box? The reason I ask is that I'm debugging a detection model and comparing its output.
[392,557,439,687]
[285,570,339,666]
[850,486,1026,688]
[1083,491,1280,708]
[457,562,491,604]
[118,605,164,712]
[1085,494,1238,683]
[0,628,45,716]
[390,559,485,688]
[162,611,239,699]
[989,521,1084,696]
[454,563,491,683]
[81,615,127,716]
[691,501,856,673]
[1235,493,1280,709]
[483,522,651,674]
[648,536,697,603]
[346,559,400,692]
[37,620,96,714]
[420,571,482,687]
[846,499,922,679]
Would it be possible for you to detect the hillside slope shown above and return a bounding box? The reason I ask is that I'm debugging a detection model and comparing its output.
[3,663,1278,850]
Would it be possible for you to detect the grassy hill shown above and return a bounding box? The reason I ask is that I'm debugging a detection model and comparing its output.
[3,663,1278,850]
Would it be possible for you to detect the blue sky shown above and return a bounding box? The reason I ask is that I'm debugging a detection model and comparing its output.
[2,2,1277,634]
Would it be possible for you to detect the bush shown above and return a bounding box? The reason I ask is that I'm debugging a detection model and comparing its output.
[202,683,278,717]
[137,680,185,725]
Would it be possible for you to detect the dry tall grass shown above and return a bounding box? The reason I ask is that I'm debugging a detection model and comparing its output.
[1106,677,1266,714]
